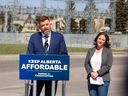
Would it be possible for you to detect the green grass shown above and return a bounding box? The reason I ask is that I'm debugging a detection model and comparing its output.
[0,44,27,54]
[67,47,88,52]
[0,44,127,54]
[0,44,88,54]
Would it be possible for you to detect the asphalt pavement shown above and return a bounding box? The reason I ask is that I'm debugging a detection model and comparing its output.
[0,52,127,96]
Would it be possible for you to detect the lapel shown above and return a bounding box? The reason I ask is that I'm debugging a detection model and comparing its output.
[38,32,45,52]
[47,32,55,53]
[101,47,106,66]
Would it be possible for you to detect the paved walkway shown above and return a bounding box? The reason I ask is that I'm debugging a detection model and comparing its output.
[0,52,127,96]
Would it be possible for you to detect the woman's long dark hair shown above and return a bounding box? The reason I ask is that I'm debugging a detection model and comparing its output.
[94,32,111,48]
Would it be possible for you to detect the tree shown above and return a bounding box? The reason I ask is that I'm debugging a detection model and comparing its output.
[0,13,12,32]
[0,15,4,32]
[80,19,87,33]
[69,1,75,11]
[84,0,98,33]
[69,1,79,33]
[70,18,79,33]
[116,0,128,33]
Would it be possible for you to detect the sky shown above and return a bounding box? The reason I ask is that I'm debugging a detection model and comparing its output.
[0,0,111,11]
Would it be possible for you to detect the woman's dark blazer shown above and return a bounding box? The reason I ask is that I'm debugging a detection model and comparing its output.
[84,47,113,81]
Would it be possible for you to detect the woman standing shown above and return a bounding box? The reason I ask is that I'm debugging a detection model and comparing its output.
[84,32,113,96]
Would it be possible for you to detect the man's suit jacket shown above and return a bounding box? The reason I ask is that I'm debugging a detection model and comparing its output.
[84,47,113,81]
[27,31,68,55]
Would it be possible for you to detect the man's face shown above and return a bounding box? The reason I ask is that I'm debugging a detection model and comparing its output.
[39,19,52,35]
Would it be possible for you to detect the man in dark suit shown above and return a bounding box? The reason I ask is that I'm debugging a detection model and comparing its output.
[27,16,68,96]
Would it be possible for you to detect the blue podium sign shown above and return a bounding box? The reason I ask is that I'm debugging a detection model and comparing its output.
[19,54,70,80]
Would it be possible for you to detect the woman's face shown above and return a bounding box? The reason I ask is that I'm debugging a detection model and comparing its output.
[96,34,106,48]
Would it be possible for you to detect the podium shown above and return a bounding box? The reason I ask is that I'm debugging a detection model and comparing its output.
[19,54,70,96]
